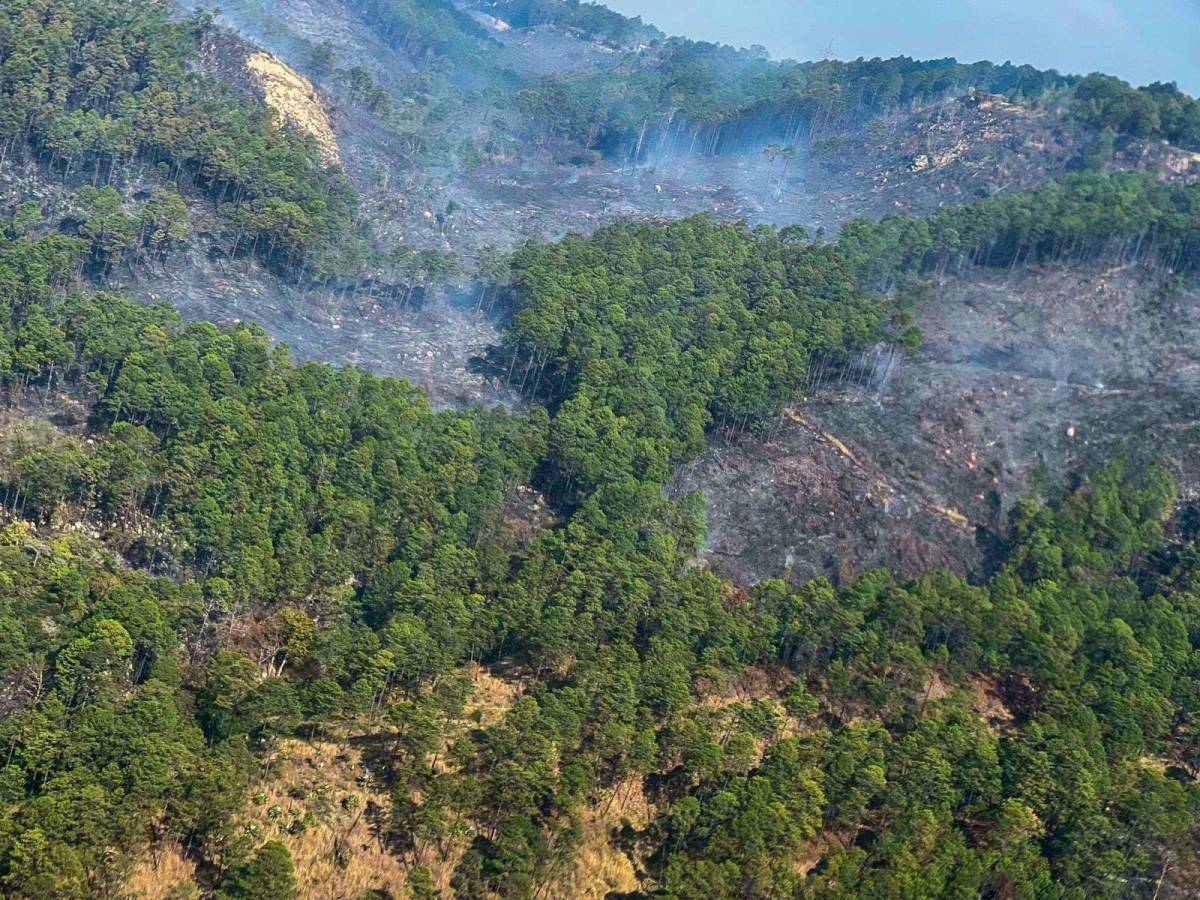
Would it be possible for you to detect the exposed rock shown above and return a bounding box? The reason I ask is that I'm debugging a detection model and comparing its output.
[245,51,342,165]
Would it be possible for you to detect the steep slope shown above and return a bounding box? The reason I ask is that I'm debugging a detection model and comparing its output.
[182,0,1200,263]
[4,227,1200,899]
[6,0,1196,418]
[679,263,1200,585]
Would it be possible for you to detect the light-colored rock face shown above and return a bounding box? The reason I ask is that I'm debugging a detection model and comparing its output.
[470,10,511,31]
[244,51,341,166]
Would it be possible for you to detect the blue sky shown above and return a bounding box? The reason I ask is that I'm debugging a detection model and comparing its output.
[603,0,1200,94]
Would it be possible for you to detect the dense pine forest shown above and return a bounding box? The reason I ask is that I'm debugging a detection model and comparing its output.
[2,0,1200,897]
[1,170,1199,896]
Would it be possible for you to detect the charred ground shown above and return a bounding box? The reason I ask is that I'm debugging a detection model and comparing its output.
[678,263,1200,585]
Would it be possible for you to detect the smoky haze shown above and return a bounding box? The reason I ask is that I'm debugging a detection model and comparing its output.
[603,0,1200,95]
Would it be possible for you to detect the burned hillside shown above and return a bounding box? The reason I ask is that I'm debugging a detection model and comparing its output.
[678,264,1200,585]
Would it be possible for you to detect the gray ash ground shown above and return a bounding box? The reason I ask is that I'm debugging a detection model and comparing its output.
[0,162,514,411]
[382,93,1194,258]
[676,265,1200,586]
[164,0,1200,264]
[194,0,1134,258]
[123,250,516,410]
[420,94,1100,256]
[15,8,1198,585]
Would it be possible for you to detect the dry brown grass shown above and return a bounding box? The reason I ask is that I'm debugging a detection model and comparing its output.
[793,837,832,878]
[969,675,1016,730]
[699,665,808,740]
[126,664,632,898]
[236,738,411,899]
[922,671,952,704]
[126,842,196,899]
[462,662,521,729]
[244,52,341,165]
[708,665,791,702]
[549,823,637,899]
[547,778,653,899]
[227,666,522,898]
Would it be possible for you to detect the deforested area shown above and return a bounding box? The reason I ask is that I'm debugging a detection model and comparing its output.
[1,0,1200,897]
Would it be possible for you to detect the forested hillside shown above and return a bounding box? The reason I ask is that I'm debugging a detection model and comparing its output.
[2,164,1200,895]
[4,0,1196,294]
[2,0,1200,897]
[507,22,1200,160]
[0,0,358,279]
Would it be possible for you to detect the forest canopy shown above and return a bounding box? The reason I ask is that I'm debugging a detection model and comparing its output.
[1,157,1199,893]
[495,216,885,500]
[1,0,1200,892]
[0,0,357,274]
[510,28,1199,157]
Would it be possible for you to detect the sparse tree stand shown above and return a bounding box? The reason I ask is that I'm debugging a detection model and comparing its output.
[138,186,191,263]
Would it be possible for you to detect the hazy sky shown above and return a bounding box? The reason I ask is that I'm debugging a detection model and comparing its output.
[603,0,1200,94]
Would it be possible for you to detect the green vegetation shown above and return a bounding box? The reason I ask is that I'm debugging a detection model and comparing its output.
[0,239,544,606]
[493,173,1198,504]
[648,459,1192,898]
[837,170,1200,285]
[511,34,1200,159]
[496,217,885,500]
[474,0,663,46]
[516,51,1080,153]
[217,841,298,898]
[1072,74,1200,148]
[346,0,492,65]
[5,1,1200,894]
[302,0,1200,178]
[0,0,356,275]
[1,156,1199,894]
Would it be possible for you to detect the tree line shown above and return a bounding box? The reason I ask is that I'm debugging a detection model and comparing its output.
[514,40,1200,160]
[471,0,663,47]
[0,168,1199,896]
[837,170,1200,287]
[0,0,357,276]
